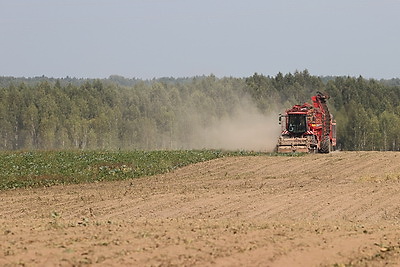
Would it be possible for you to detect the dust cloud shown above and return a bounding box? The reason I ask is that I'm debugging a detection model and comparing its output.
[181,101,281,152]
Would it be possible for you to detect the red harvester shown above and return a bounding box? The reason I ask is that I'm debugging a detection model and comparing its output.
[277,92,336,153]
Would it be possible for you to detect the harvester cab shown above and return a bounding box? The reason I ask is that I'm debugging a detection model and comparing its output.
[287,113,307,135]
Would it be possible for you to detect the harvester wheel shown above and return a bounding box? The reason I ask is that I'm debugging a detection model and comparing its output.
[319,136,330,153]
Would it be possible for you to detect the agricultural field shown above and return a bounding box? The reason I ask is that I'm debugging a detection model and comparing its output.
[1,151,400,266]
[0,150,264,190]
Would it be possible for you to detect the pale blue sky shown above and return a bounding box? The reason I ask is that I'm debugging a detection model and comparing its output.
[1,0,399,79]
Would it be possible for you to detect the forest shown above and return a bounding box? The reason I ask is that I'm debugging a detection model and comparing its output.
[1,70,400,151]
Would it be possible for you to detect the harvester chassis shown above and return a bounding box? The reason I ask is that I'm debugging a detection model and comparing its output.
[276,92,336,154]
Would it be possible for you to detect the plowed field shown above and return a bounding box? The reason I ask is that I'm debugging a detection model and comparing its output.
[1,151,400,266]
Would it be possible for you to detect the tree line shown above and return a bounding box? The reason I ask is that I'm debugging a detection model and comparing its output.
[1,71,400,151]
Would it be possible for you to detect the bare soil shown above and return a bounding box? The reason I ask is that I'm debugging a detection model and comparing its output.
[2,151,400,266]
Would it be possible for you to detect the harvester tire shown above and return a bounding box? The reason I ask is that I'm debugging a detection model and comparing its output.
[319,136,330,153]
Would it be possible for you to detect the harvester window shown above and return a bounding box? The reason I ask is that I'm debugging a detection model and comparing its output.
[288,114,307,134]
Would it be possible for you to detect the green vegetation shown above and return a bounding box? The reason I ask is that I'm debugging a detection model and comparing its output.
[1,71,400,151]
[0,150,269,190]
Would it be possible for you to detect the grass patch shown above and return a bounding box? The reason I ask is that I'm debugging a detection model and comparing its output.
[0,150,283,190]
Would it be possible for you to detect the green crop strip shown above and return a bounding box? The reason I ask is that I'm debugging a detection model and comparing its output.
[0,150,284,190]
